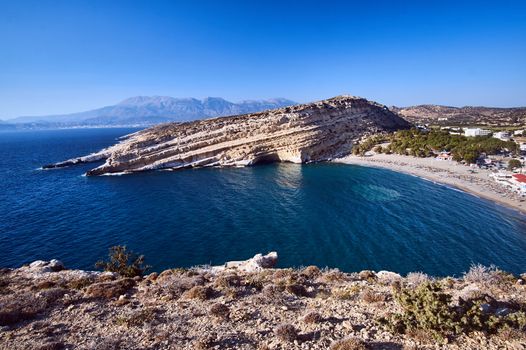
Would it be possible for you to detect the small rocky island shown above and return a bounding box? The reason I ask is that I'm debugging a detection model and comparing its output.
[43,96,410,176]
[1,253,525,349]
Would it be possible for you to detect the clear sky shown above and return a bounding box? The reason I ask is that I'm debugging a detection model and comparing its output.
[1,0,525,119]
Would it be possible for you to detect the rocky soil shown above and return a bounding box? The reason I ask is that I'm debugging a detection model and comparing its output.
[43,95,410,175]
[1,255,525,350]
[391,105,526,127]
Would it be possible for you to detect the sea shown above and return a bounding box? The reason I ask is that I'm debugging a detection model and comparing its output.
[0,128,525,276]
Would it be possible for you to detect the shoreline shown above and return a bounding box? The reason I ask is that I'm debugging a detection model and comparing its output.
[334,154,526,216]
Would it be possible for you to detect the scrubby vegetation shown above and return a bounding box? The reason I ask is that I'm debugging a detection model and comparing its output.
[508,158,522,170]
[354,129,519,163]
[380,281,526,342]
[1,259,525,349]
[95,245,150,277]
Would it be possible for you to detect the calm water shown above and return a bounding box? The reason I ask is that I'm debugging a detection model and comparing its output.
[0,128,525,276]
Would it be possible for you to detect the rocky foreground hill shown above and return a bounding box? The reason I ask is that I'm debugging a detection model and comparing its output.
[0,254,525,350]
[43,95,410,175]
[391,105,526,127]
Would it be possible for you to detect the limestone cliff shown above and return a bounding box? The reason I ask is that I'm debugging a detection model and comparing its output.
[44,95,410,175]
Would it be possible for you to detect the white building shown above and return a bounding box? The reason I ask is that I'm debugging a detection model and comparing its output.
[463,128,491,137]
[514,130,524,136]
[493,131,511,141]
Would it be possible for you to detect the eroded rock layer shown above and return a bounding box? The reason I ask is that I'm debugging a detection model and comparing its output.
[45,95,410,175]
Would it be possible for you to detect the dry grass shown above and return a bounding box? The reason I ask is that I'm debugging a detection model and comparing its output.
[329,337,367,350]
[214,273,241,289]
[115,307,158,327]
[210,303,230,319]
[320,269,348,283]
[85,278,135,299]
[0,292,47,326]
[285,283,309,297]
[303,311,323,324]
[358,270,376,281]
[332,285,361,300]
[360,289,387,303]
[274,323,298,342]
[67,277,95,290]
[301,265,321,279]
[405,272,430,286]
[184,286,213,301]
[463,264,499,284]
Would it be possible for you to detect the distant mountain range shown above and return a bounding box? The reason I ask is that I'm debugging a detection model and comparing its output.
[2,97,525,130]
[1,96,297,129]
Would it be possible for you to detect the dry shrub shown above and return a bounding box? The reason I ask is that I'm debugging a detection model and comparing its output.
[163,275,206,299]
[67,277,95,290]
[261,285,281,300]
[274,323,298,342]
[301,266,321,279]
[285,283,309,297]
[36,280,56,290]
[273,269,295,280]
[320,269,347,283]
[194,335,215,350]
[223,287,241,300]
[463,264,499,284]
[36,342,66,350]
[333,285,361,300]
[245,273,267,291]
[406,329,436,344]
[497,326,526,342]
[0,292,47,326]
[210,303,230,319]
[214,273,241,289]
[156,269,175,282]
[184,286,213,301]
[303,311,322,324]
[115,307,158,327]
[405,272,430,287]
[85,278,135,299]
[358,270,376,281]
[40,287,67,305]
[361,289,387,303]
[329,337,367,350]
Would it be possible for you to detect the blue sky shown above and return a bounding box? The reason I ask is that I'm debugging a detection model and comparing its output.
[0,0,525,118]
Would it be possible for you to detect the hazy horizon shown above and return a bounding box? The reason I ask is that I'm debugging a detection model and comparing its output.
[1,1,525,119]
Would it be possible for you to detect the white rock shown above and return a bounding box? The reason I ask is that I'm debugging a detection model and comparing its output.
[206,252,278,273]
[29,260,48,268]
[376,270,402,282]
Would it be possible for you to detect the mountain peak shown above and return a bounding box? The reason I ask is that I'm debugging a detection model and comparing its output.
[8,96,297,127]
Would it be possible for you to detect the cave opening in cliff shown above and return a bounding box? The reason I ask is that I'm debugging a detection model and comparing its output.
[252,153,281,165]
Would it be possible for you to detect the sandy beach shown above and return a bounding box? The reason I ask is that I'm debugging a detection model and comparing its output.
[335,154,526,215]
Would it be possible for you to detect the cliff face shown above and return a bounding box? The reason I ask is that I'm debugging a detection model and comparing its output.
[44,95,410,176]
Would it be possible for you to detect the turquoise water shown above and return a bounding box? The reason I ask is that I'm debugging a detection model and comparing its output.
[0,128,525,276]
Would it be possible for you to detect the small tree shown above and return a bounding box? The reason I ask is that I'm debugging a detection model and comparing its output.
[96,245,150,277]
[463,151,479,164]
[508,159,522,171]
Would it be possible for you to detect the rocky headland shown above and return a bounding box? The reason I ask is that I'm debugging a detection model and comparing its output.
[43,96,410,176]
[1,254,525,350]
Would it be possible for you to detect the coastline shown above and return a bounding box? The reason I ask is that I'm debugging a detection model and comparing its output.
[334,154,526,215]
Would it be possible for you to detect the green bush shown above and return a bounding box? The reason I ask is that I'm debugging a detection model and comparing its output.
[508,159,522,170]
[95,245,150,277]
[380,282,526,341]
